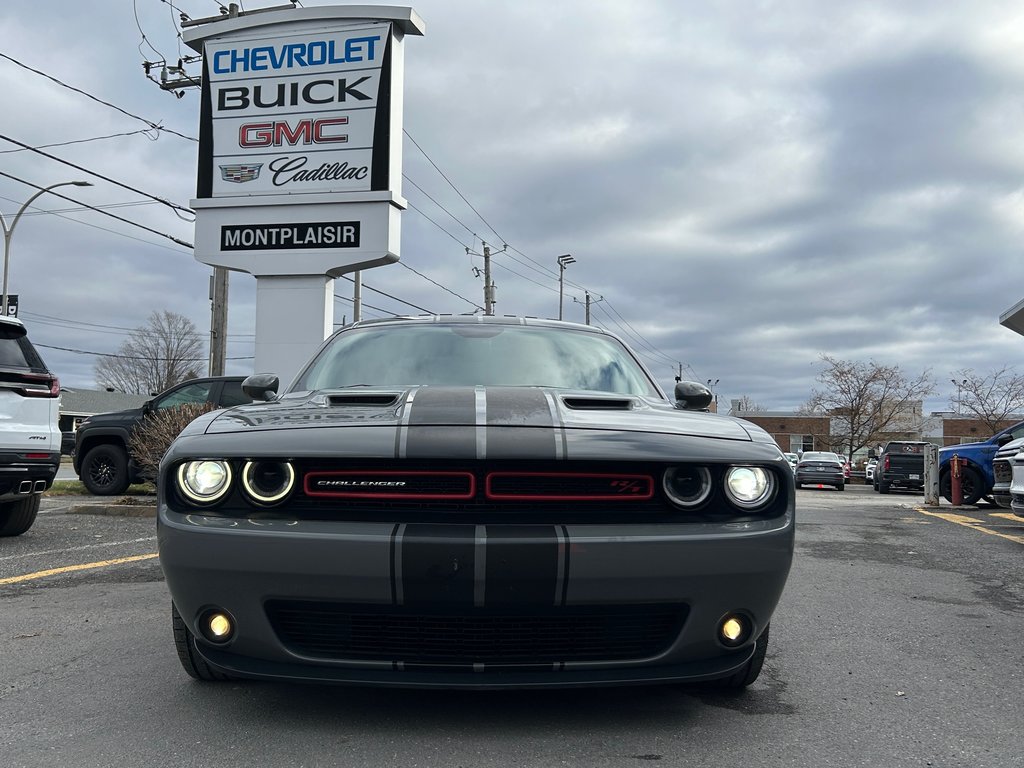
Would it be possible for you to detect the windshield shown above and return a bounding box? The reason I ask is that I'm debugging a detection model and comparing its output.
[292,324,661,397]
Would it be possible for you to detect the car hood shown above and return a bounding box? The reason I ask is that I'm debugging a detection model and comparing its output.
[198,386,756,442]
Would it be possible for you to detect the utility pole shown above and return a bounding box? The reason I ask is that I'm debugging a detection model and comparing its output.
[585,291,591,324]
[353,271,362,322]
[208,268,229,375]
[483,244,495,315]
[557,254,575,320]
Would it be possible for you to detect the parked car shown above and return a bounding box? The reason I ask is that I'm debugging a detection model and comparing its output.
[784,452,798,472]
[73,376,249,495]
[938,422,1024,505]
[0,316,61,536]
[795,451,845,491]
[873,441,927,494]
[1009,448,1024,519]
[159,316,795,689]
[865,457,878,483]
[991,437,1024,508]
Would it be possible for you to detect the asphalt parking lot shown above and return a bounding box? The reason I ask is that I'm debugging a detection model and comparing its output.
[2,484,1022,768]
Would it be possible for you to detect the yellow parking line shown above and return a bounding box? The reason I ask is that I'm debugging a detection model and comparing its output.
[989,512,1022,523]
[916,508,1024,545]
[0,553,159,585]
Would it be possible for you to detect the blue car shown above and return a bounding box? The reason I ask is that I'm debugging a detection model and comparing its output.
[939,421,1024,505]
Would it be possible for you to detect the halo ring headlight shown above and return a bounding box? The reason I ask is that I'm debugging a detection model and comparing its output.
[663,465,712,508]
[177,461,232,504]
[241,460,295,505]
[724,466,775,509]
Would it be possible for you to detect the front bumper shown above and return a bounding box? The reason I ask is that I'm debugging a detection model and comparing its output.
[0,451,59,501]
[795,470,843,486]
[159,508,794,688]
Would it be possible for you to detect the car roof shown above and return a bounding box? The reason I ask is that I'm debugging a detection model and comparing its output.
[344,314,616,335]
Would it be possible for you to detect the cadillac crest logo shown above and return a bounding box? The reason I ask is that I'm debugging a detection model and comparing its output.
[219,164,263,183]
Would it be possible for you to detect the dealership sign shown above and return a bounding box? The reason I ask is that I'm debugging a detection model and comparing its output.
[198,24,392,199]
[184,7,423,275]
[182,6,423,384]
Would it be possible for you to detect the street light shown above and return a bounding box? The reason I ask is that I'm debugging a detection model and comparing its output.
[1,181,93,316]
[557,253,575,320]
[951,378,968,414]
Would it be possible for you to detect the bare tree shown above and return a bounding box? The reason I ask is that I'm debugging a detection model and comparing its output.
[804,355,934,461]
[95,310,203,395]
[951,366,1024,434]
[731,395,766,413]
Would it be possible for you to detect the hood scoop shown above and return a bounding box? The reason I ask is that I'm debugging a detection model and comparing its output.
[326,393,401,407]
[561,396,636,411]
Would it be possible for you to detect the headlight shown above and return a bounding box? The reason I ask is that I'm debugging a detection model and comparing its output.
[177,460,232,504]
[241,460,295,505]
[724,466,775,509]
[663,465,712,507]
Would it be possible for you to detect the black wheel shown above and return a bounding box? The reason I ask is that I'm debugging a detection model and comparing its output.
[878,481,890,494]
[80,444,130,496]
[0,495,40,536]
[171,604,231,681]
[714,624,770,689]
[939,467,983,505]
[795,483,802,489]
[837,482,845,491]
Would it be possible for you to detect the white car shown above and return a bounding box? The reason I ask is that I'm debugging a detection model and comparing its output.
[865,458,877,483]
[0,316,61,535]
[1009,448,1024,519]
[784,452,798,472]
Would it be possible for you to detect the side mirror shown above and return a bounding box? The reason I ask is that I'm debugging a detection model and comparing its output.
[242,373,280,402]
[674,380,713,411]
[996,433,1013,447]
[141,400,154,415]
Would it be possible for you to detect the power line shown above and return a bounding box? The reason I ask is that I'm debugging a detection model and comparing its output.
[0,133,194,219]
[0,170,193,249]
[403,174,479,240]
[20,311,255,339]
[0,129,157,155]
[0,52,197,143]
[404,130,505,245]
[406,201,472,250]
[35,342,252,362]
[397,261,483,311]
[337,275,434,314]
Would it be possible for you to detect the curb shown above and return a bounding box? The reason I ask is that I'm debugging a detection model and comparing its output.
[67,504,157,518]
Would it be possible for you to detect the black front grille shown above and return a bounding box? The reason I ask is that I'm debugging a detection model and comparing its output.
[994,460,1012,484]
[265,601,686,664]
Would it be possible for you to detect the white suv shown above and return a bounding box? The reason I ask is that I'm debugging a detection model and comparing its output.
[0,316,60,536]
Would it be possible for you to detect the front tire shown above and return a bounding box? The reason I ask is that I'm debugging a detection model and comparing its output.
[837,482,845,491]
[80,444,130,496]
[878,481,890,494]
[0,495,40,536]
[171,604,231,681]
[714,624,770,689]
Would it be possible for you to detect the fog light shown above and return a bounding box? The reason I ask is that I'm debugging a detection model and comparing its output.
[200,610,235,643]
[718,614,751,647]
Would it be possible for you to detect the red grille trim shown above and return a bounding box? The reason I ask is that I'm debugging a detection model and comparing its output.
[485,472,654,501]
[304,471,476,499]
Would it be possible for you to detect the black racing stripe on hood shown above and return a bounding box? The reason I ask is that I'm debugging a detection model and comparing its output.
[485,387,557,459]
[405,387,477,459]
[407,387,477,425]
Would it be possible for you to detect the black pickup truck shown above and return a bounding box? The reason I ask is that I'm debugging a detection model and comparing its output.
[73,376,248,495]
[872,441,928,494]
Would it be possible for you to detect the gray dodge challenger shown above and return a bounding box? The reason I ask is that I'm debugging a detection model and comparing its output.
[158,315,794,688]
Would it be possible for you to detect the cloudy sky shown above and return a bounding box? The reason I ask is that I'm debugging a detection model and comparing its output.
[1,0,1023,412]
